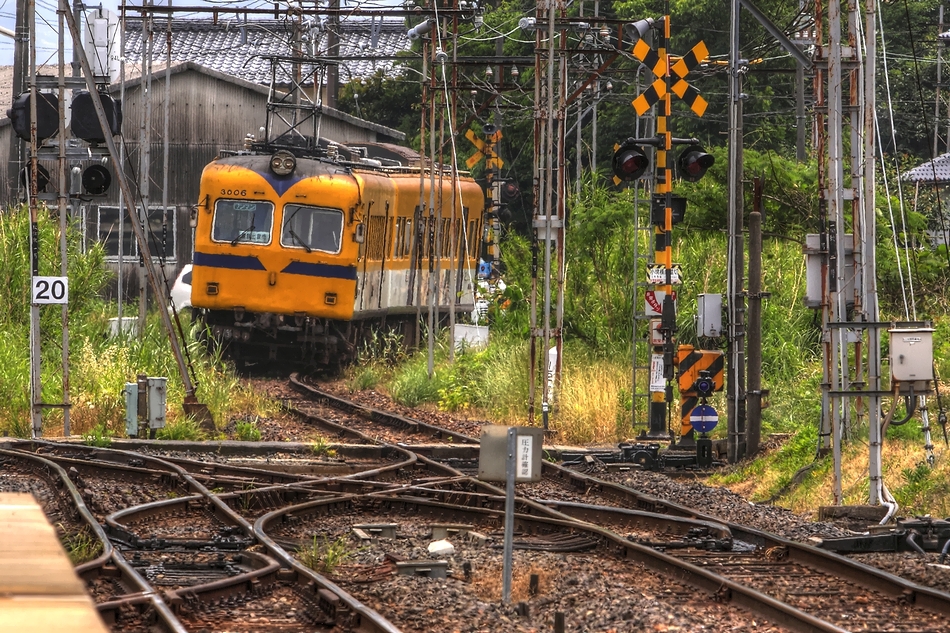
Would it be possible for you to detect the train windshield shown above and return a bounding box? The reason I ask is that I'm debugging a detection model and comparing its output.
[212,200,274,245]
[280,205,344,254]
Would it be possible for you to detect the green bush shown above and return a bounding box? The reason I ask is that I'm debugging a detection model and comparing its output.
[348,365,383,392]
[82,422,113,448]
[389,354,448,407]
[297,535,353,574]
[156,418,207,441]
[235,419,262,442]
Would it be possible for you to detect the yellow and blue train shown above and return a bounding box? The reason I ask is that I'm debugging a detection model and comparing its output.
[190,142,486,368]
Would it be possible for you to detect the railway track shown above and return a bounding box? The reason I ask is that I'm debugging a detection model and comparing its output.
[0,376,948,631]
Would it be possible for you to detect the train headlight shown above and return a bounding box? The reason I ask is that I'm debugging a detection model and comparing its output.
[270,150,296,176]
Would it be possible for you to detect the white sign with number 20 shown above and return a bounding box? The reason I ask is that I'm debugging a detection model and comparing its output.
[32,276,69,304]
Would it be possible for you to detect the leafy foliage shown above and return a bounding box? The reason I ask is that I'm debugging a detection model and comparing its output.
[155,417,208,441]
[310,436,337,458]
[437,348,489,411]
[82,422,114,448]
[297,535,354,574]
[59,527,103,565]
[235,419,262,442]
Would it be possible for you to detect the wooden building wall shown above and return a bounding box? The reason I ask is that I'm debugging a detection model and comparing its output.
[0,63,404,302]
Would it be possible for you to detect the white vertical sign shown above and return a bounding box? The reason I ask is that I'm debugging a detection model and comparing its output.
[517,435,534,480]
[650,354,666,392]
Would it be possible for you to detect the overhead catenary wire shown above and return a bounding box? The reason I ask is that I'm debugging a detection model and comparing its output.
[876,4,915,321]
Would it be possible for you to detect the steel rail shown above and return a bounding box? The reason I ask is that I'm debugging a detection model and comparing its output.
[31,440,407,632]
[292,372,479,443]
[258,492,849,633]
[252,494,404,633]
[0,447,187,633]
[163,550,282,607]
[547,460,950,620]
[286,384,950,626]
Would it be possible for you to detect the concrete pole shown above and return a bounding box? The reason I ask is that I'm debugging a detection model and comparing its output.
[327,0,339,108]
[936,5,944,158]
[727,0,746,462]
[828,0,846,505]
[9,0,29,199]
[28,0,42,437]
[58,0,70,437]
[865,0,883,506]
[138,4,154,338]
[747,181,763,456]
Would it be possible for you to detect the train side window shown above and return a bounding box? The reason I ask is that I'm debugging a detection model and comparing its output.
[394,218,407,258]
[212,200,274,245]
[403,219,413,257]
[467,219,481,259]
[280,204,344,254]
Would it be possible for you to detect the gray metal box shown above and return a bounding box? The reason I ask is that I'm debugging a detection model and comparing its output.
[697,294,722,337]
[123,382,138,437]
[803,234,854,308]
[889,328,934,382]
[147,377,168,429]
[477,426,543,482]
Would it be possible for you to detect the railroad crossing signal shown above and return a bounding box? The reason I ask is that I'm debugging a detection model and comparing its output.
[465,127,504,170]
[631,39,709,117]
[612,141,650,184]
[677,145,715,182]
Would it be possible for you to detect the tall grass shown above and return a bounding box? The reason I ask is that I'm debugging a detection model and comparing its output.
[382,232,823,446]
[0,205,281,438]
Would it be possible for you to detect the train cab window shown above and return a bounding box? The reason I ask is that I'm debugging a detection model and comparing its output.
[280,204,344,254]
[212,200,274,245]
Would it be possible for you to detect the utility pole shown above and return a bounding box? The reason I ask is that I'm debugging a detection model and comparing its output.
[28,0,41,436]
[528,0,567,428]
[864,0,884,507]
[810,0,883,506]
[936,5,945,158]
[727,0,745,462]
[747,179,763,456]
[138,3,154,338]
[327,0,339,108]
[57,0,70,436]
[9,0,29,199]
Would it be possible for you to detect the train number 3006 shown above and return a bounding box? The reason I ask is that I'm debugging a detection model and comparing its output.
[221,189,248,197]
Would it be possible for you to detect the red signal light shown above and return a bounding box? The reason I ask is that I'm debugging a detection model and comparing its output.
[612,143,649,181]
[677,145,714,182]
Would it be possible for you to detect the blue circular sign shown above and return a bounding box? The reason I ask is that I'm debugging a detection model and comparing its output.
[690,404,719,433]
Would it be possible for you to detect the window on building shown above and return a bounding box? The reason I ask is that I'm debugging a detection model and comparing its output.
[89,205,176,261]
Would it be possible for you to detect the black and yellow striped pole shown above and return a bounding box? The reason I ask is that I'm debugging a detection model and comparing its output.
[626,10,712,440]
[651,10,675,439]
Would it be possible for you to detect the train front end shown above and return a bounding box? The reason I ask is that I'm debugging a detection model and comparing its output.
[191,151,360,367]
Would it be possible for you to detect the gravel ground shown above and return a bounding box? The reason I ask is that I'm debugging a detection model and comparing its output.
[298,379,950,599]
[8,374,947,633]
[269,510,787,633]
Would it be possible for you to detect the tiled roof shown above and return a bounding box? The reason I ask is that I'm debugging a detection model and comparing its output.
[124,18,412,86]
[901,152,950,183]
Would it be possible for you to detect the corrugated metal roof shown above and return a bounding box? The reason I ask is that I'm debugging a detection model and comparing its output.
[901,152,950,183]
[124,18,411,86]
